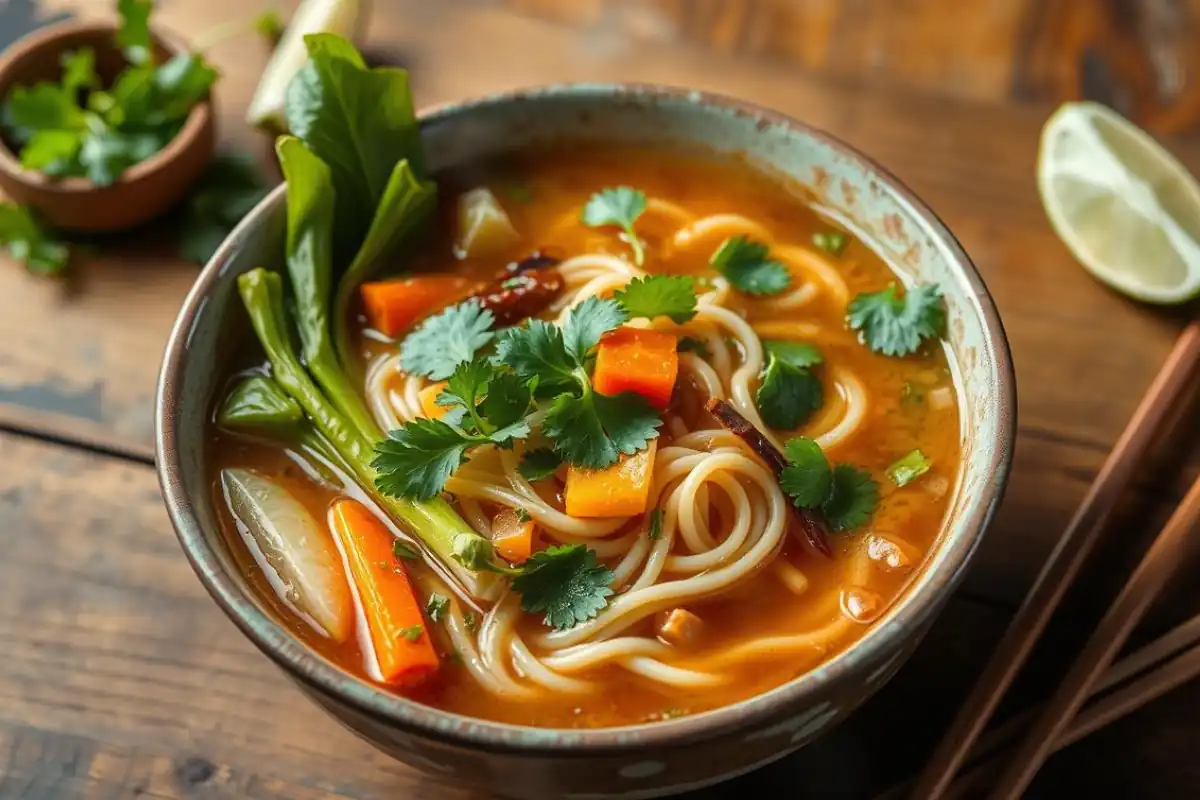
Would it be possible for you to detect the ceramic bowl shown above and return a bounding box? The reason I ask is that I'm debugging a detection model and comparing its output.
[155,84,1015,799]
[0,20,215,232]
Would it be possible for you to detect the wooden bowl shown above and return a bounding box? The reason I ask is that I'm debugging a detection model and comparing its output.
[0,20,215,232]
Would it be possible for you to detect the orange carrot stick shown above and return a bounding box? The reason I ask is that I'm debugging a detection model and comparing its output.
[360,276,475,338]
[328,498,440,686]
[565,439,658,518]
[491,507,535,564]
[592,327,678,410]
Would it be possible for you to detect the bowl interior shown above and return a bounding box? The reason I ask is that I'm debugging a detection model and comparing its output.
[158,85,1014,751]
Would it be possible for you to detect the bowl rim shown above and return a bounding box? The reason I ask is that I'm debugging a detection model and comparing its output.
[0,19,213,194]
[155,82,1017,756]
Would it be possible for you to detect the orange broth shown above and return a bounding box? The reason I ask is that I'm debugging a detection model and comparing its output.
[209,144,961,728]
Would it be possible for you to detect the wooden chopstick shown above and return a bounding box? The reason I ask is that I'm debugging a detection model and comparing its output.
[877,607,1200,800]
[985,470,1200,798]
[910,321,1200,799]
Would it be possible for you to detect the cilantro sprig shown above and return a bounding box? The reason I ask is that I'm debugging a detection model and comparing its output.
[580,187,647,265]
[612,275,697,324]
[399,300,495,380]
[710,236,791,296]
[511,544,614,630]
[847,283,946,357]
[755,340,824,430]
[779,437,878,531]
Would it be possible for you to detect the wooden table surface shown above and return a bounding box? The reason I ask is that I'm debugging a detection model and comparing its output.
[2,1,1200,798]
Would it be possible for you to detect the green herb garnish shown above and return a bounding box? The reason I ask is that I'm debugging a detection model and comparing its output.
[399,300,495,380]
[580,187,646,265]
[812,230,848,256]
[396,624,423,642]
[393,539,420,561]
[425,593,449,623]
[847,283,946,357]
[709,236,790,296]
[779,437,878,531]
[886,449,932,487]
[755,340,824,430]
[519,448,562,481]
[511,544,614,631]
[612,275,697,324]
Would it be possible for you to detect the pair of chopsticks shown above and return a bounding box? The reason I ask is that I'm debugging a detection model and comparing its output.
[909,320,1200,799]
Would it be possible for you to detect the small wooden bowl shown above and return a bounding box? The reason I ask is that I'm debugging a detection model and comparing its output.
[0,20,215,232]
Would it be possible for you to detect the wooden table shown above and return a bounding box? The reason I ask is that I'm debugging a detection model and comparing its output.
[1,1,1199,797]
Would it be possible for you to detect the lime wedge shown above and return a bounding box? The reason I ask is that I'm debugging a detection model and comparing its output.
[245,0,372,133]
[1037,101,1200,304]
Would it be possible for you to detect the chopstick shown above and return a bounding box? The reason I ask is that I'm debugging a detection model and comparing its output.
[984,471,1200,797]
[910,321,1200,799]
[877,606,1200,800]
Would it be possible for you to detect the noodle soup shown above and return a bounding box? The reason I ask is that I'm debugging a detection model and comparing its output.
[210,144,960,730]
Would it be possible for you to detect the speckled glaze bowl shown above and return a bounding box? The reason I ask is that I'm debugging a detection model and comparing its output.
[155,85,1015,799]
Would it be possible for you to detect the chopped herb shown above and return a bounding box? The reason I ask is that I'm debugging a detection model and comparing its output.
[396,624,423,642]
[612,275,697,324]
[515,508,532,523]
[425,593,450,623]
[812,230,848,256]
[399,300,495,380]
[763,340,823,368]
[887,449,932,487]
[463,612,480,633]
[511,544,614,631]
[677,336,711,357]
[0,203,69,275]
[392,539,420,561]
[755,352,822,430]
[779,436,878,531]
[709,236,791,296]
[519,448,562,481]
[647,508,664,540]
[847,283,946,357]
[580,187,647,265]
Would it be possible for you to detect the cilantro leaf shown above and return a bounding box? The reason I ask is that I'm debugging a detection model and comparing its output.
[476,371,531,430]
[511,544,614,630]
[612,275,697,324]
[0,203,68,275]
[562,296,627,365]
[425,593,449,623]
[756,355,822,430]
[710,236,791,296]
[400,300,495,380]
[180,153,269,264]
[439,356,494,426]
[61,49,98,96]
[495,319,577,389]
[887,449,931,487]
[812,230,848,256]
[153,54,218,120]
[647,508,664,540]
[20,130,81,175]
[543,389,661,469]
[763,340,823,368]
[847,283,946,357]
[822,465,879,531]
[116,0,154,64]
[677,336,711,357]
[372,419,478,500]
[779,438,832,508]
[580,187,647,265]
[78,127,165,186]
[519,448,562,481]
[6,83,84,134]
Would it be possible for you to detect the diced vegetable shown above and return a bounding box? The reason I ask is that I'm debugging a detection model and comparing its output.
[592,327,679,411]
[328,498,440,686]
[361,276,476,338]
[491,507,535,564]
[565,439,657,518]
[655,608,703,646]
[222,468,352,641]
[418,381,450,420]
[455,188,519,259]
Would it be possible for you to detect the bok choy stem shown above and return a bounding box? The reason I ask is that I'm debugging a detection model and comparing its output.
[237,268,499,600]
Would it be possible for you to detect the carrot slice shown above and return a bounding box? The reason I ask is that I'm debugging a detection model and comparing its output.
[592,327,678,410]
[418,381,449,420]
[565,439,658,518]
[360,276,475,338]
[328,499,439,686]
[491,507,535,564]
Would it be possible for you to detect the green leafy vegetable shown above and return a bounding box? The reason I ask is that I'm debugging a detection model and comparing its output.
[677,336,711,357]
[179,153,270,265]
[511,544,614,630]
[647,508,664,540]
[612,275,697,324]
[562,296,629,364]
[393,540,420,561]
[61,49,98,96]
[217,375,302,434]
[847,283,946,357]
[887,449,932,487]
[0,203,68,275]
[710,236,791,296]
[476,371,532,430]
[779,436,878,531]
[756,353,822,430]
[519,448,562,481]
[543,388,660,469]
[812,230,848,256]
[515,508,532,523]
[580,187,646,265]
[400,300,495,380]
[424,593,449,623]
[763,340,823,368]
